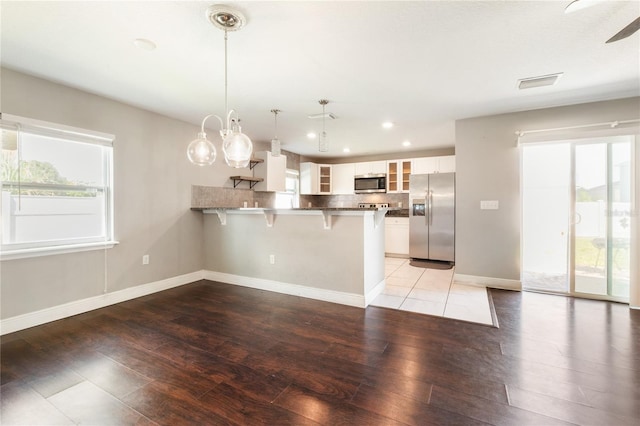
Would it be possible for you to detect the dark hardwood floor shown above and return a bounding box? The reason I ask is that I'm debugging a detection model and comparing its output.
[1,280,639,425]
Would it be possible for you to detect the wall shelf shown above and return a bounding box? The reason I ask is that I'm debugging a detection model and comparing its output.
[230,176,264,189]
[249,158,264,170]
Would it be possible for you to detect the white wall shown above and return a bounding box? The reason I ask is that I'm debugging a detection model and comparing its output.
[455,96,640,307]
[0,68,247,320]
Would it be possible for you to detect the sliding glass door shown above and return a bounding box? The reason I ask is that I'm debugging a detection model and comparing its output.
[522,144,571,293]
[522,136,634,302]
[573,141,631,299]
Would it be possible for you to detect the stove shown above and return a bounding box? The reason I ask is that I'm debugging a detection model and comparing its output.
[358,203,389,209]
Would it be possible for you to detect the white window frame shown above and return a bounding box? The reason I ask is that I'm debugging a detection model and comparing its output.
[275,169,300,209]
[1,114,117,260]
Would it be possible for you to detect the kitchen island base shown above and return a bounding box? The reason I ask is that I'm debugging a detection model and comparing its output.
[199,208,386,308]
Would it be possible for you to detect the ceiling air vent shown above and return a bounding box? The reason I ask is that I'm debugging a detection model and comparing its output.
[518,72,563,90]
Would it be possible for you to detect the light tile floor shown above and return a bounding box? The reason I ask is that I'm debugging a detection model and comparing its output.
[370,257,495,326]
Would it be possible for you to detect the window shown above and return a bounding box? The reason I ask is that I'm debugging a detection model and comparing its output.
[1,114,115,259]
[274,169,299,208]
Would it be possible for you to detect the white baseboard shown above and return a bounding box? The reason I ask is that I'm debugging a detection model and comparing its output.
[0,270,205,335]
[454,274,522,291]
[2,270,382,335]
[203,270,367,308]
[365,279,386,306]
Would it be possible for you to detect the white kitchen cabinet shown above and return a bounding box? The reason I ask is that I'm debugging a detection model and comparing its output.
[412,155,456,174]
[387,159,412,193]
[300,162,332,195]
[299,162,315,194]
[385,217,410,256]
[332,163,355,194]
[354,160,386,176]
[253,151,286,192]
[437,155,456,173]
[412,157,437,174]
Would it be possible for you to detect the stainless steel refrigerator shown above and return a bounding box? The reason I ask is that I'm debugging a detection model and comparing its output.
[409,173,455,262]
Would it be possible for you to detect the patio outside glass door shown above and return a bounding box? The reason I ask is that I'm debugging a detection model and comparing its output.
[522,136,633,302]
[573,141,631,299]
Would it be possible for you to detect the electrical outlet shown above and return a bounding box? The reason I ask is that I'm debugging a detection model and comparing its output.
[142,255,149,265]
[269,254,275,265]
[480,200,499,210]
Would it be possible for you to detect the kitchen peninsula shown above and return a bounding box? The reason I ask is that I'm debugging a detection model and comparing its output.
[193,206,387,308]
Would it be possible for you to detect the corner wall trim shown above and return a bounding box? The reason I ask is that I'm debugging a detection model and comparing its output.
[365,279,386,306]
[203,270,367,308]
[454,274,522,291]
[0,270,205,335]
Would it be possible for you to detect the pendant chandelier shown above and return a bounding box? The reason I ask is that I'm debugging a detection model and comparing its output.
[318,99,329,152]
[270,109,281,157]
[187,5,253,168]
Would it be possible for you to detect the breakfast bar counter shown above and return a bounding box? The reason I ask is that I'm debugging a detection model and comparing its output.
[194,207,386,308]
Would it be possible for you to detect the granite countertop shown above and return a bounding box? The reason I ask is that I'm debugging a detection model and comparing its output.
[191,206,382,211]
[385,208,409,217]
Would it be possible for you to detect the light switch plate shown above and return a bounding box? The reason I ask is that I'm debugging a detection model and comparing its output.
[480,200,499,210]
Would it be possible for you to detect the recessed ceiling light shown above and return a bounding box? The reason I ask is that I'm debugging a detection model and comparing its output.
[382,121,394,129]
[343,147,350,153]
[133,38,156,51]
[402,140,411,147]
[307,132,316,139]
[517,72,563,90]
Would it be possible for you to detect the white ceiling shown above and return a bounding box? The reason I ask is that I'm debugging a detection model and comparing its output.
[1,1,639,159]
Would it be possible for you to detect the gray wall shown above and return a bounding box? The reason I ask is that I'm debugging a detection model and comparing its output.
[0,69,237,319]
[3,68,638,319]
[455,97,640,287]
[203,213,382,295]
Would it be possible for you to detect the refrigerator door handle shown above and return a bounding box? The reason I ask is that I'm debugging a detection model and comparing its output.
[427,190,433,226]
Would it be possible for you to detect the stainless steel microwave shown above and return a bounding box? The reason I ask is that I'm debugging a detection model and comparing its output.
[354,174,387,193]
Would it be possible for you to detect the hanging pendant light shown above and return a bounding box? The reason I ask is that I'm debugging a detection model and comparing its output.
[187,131,216,166]
[187,5,253,168]
[318,99,329,152]
[270,109,281,157]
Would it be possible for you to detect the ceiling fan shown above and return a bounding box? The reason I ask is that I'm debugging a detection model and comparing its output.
[565,0,640,43]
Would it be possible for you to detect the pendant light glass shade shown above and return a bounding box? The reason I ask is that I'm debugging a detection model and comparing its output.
[271,138,281,156]
[187,5,252,168]
[187,132,216,166]
[223,122,253,168]
[318,131,328,152]
[318,99,329,152]
[270,109,281,157]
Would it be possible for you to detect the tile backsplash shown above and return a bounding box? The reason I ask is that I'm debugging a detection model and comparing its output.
[299,193,409,208]
[192,185,275,208]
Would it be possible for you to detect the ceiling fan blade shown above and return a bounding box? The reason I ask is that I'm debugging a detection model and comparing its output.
[564,0,604,14]
[606,17,640,43]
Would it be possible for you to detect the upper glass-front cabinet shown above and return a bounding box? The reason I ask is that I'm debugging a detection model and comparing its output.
[319,165,332,194]
[387,160,412,192]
